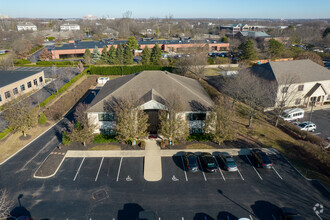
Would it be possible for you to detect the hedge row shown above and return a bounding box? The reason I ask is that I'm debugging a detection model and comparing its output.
[40,69,88,107]
[36,61,79,65]
[14,59,32,64]
[89,65,174,75]
[0,128,12,140]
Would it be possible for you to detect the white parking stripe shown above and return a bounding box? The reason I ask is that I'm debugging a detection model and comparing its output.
[272,166,283,180]
[95,157,104,181]
[214,156,225,181]
[197,157,207,181]
[250,215,254,220]
[245,155,263,180]
[73,157,85,181]
[272,214,276,220]
[227,216,230,220]
[116,157,123,182]
[237,167,245,180]
[180,156,188,181]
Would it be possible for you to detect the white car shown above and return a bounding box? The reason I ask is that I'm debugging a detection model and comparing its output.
[297,121,316,132]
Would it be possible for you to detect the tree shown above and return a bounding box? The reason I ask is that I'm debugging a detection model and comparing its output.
[268,38,284,59]
[83,48,92,65]
[0,54,14,71]
[141,46,151,65]
[38,112,47,125]
[175,52,207,79]
[158,93,189,144]
[322,27,330,38]
[289,46,304,58]
[204,98,236,144]
[0,188,14,219]
[101,45,108,63]
[12,38,32,58]
[116,43,124,64]
[221,36,229,43]
[39,47,52,60]
[296,51,324,66]
[92,46,101,64]
[77,61,84,73]
[150,43,162,65]
[112,96,149,144]
[238,39,257,60]
[68,103,96,146]
[124,45,134,64]
[108,45,116,64]
[3,98,38,137]
[127,36,139,50]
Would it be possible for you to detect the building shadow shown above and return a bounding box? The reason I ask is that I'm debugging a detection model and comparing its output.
[251,200,280,220]
[117,203,144,220]
[217,211,238,220]
[193,212,215,220]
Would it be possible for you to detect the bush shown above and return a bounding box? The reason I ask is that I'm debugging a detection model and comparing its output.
[89,65,174,75]
[0,128,12,140]
[138,140,146,149]
[93,134,117,143]
[62,132,72,145]
[14,59,32,64]
[38,112,47,124]
[187,133,212,142]
[36,61,78,66]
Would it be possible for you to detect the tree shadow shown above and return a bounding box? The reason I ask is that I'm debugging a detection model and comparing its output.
[251,200,281,220]
[117,203,144,220]
[8,194,32,220]
[193,212,215,220]
[217,211,238,220]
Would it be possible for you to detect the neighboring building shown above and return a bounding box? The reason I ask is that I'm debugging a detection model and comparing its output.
[140,28,155,36]
[235,31,271,39]
[0,71,45,106]
[0,14,10,19]
[251,59,330,109]
[60,23,80,31]
[82,14,98,20]
[102,28,119,38]
[51,38,230,59]
[220,23,250,33]
[17,22,37,31]
[87,71,214,135]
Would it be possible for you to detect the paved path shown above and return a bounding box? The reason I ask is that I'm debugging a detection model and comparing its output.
[144,140,162,181]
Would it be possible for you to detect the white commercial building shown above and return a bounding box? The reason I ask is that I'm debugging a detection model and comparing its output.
[60,23,80,31]
[17,22,37,31]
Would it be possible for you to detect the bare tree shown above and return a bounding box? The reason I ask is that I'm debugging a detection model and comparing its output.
[175,51,208,79]
[159,93,189,144]
[77,61,84,73]
[12,38,32,58]
[0,189,14,219]
[39,47,52,60]
[0,54,14,70]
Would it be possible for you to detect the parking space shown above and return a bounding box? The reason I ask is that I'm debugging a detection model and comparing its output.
[304,108,330,139]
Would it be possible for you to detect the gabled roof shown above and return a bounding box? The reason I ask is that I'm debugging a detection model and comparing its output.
[87,71,214,112]
[0,71,43,88]
[305,83,327,97]
[238,31,270,38]
[251,59,330,85]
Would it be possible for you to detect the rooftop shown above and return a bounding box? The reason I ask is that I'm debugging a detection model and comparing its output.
[0,70,43,88]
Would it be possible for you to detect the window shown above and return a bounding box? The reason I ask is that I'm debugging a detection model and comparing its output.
[5,91,11,99]
[39,76,43,83]
[27,81,32,88]
[282,87,288,93]
[33,79,38,86]
[187,113,206,121]
[189,128,203,134]
[295,98,301,105]
[100,129,116,136]
[327,95,330,101]
[0,94,2,102]
[13,87,18,95]
[20,84,25,91]
[298,85,304,91]
[98,113,114,121]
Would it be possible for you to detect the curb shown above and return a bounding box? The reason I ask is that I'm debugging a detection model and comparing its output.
[0,119,63,166]
[33,152,66,179]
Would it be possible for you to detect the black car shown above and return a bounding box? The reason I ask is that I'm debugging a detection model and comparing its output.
[280,207,306,220]
[199,153,217,172]
[183,152,199,172]
[250,149,273,168]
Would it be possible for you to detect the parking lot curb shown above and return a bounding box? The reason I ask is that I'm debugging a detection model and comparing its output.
[65,150,146,157]
[33,152,66,179]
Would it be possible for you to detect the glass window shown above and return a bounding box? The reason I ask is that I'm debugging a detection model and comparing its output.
[189,128,203,134]
[20,84,25,91]
[282,87,288,93]
[186,113,206,121]
[98,113,114,121]
[298,85,304,91]
[100,129,116,136]
[39,76,43,83]
[295,98,301,105]
[5,91,11,99]
[27,81,32,88]
[13,87,18,95]
[33,79,38,86]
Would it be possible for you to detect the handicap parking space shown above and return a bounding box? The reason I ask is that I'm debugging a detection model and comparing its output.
[116,157,144,183]
[162,156,187,182]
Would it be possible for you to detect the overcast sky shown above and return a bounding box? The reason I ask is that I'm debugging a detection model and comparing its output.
[1,0,329,19]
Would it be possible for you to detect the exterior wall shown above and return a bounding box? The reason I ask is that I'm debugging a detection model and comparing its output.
[0,71,45,106]
[60,25,80,31]
[88,112,116,134]
[17,25,37,31]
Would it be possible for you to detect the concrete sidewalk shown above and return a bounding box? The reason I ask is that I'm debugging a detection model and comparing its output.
[144,140,162,181]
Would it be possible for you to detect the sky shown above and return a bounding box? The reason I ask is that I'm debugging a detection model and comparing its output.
[0,0,329,19]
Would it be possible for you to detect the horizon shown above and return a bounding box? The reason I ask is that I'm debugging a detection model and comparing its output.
[1,0,330,19]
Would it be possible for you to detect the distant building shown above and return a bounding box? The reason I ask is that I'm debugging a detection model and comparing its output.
[0,14,10,19]
[60,23,80,31]
[0,70,45,106]
[102,28,119,38]
[17,22,37,31]
[82,14,98,20]
[220,23,267,33]
[140,29,155,36]
[235,31,271,39]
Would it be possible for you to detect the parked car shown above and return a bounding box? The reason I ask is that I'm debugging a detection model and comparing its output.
[218,153,238,172]
[199,153,217,172]
[296,121,316,132]
[250,149,273,168]
[280,108,304,121]
[279,207,306,220]
[183,152,199,172]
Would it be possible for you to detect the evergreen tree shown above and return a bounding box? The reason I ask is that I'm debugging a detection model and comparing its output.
[108,45,116,64]
[116,43,124,64]
[150,43,162,65]
[124,45,134,64]
[141,46,151,65]
[127,36,140,50]
[238,39,257,60]
[101,46,108,63]
[92,46,101,64]
[268,39,284,59]
[83,48,92,65]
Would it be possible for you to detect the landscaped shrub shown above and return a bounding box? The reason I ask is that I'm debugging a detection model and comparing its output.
[93,134,117,143]
[38,112,47,124]
[89,65,174,75]
[0,128,12,140]
[14,59,32,64]
[187,133,212,142]
[62,131,72,145]
[36,61,78,66]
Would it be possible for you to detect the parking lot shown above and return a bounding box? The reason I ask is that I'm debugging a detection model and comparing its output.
[43,152,328,219]
[303,108,330,139]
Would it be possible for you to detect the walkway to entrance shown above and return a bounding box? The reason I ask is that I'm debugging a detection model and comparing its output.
[144,139,162,181]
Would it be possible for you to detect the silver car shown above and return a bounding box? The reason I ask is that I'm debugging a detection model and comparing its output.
[219,153,238,172]
[297,121,316,132]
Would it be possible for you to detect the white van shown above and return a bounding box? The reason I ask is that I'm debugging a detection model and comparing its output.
[280,108,304,121]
